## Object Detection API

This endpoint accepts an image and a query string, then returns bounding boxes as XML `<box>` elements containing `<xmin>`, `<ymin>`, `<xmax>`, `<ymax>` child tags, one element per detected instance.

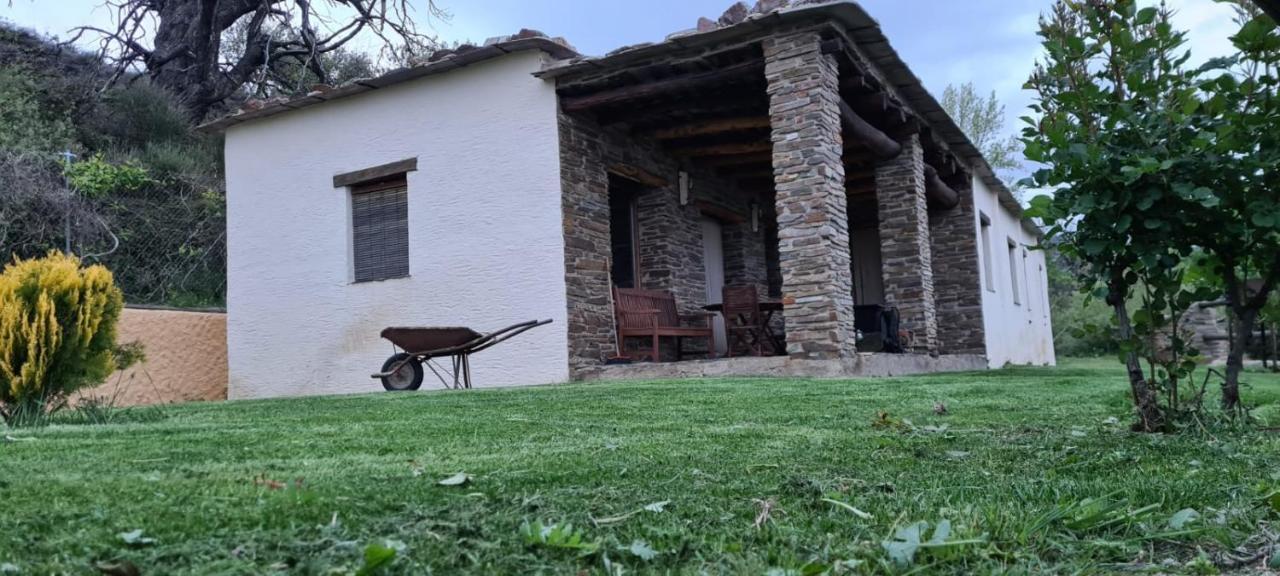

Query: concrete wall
<box><xmin>76</xmin><ymin>307</ymin><xmax>228</xmax><ymax>406</ymax></box>
<box><xmin>223</xmin><ymin>50</ymin><xmax>569</xmax><ymax>398</ymax></box>
<box><xmin>973</xmin><ymin>179</ymin><xmax>1056</xmax><ymax>367</ymax></box>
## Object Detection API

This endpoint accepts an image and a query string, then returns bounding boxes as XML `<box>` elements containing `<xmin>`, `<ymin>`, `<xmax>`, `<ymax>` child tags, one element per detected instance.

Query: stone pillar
<box><xmin>558</xmin><ymin>111</ymin><xmax>617</xmax><ymax>375</ymax></box>
<box><xmin>765</xmin><ymin>31</ymin><xmax>855</xmax><ymax>360</ymax></box>
<box><xmin>930</xmin><ymin>185</ymin><xmax>986</xmax><ymax>355</ymax></box>
<box><xmin>876</xmin><ymin>134</ymin><xmax>938</xmax><ymax>354</ymax></box>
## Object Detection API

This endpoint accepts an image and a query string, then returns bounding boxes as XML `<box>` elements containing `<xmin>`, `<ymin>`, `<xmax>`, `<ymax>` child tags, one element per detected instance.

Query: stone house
<box><xmin>202</xmin><ymin>0</ymin><xmax>1054</xmax><ymax>399</ymax></box>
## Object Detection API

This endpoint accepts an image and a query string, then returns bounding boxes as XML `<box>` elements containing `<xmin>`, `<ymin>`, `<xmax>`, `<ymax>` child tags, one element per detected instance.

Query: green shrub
<box><xmin>1052</xmin><ymin>290</ymin><xmax>1121</xmax><ymax>357</ymax></box>
<box><xmin>0</xmin><ymin>65</ymin><xmax>74</xmax><ymax>152</ymax></box>
<box><xmin>65</xmin><ymin>153</ymin><xmax>151</xmax><ymax>198</ymax></box>
<box><xmin>95</xmin><ymin>82</ymin><xmax>192</xmax><ymax>150</ymax></box>
<box><xmin>0</xmin><ymin>251</ymin><xmax>126</xmax><ymax>426</ymax></box>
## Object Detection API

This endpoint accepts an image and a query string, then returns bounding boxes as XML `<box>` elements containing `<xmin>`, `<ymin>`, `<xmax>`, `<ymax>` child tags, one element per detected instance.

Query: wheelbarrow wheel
<box><xmin>380</xmin><ymin>353</ymin><xmax>423</xmax><ymax>391</ymax></box>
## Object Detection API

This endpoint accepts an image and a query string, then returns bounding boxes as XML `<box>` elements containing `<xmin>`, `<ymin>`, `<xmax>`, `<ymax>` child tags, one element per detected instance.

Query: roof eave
<box><xmin>196</xmin><ymin>37</ymin><xmax>577</xmax><ymax>134</ymax></box>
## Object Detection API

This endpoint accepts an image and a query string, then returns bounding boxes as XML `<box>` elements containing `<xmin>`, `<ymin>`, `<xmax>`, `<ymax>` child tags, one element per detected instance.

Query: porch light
<box><xmin>679</xmin><ymin>171</ymin><xmax>691</xmax><ymax>206</ymax></box>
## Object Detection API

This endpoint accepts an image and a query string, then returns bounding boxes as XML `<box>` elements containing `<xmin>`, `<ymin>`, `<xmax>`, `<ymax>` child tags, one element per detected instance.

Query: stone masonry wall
<box><xmin>559</xmin><ymin>110</ymin><xmax>767</xmax><ymax>374</ymax></box>
<box><xmin>875</xmin><ymin>134</ymin><xmax>938</xmax><ymax>354</ymax></box>
<box><xmin>765</xmin><ymin>30</ymin><xmax>855</xmax><ymax>360</ymax></box>
<box><xmin>929</xmin><ymin>185</ymin><xmax>986</xmax><ymax>354</ymax></box>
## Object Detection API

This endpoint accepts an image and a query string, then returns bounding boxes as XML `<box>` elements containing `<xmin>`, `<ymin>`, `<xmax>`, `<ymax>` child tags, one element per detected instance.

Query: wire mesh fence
<box><xmin>0</xmin><ymin>151</ymin><xmax>226</xmax><ymax>308</ymax></box>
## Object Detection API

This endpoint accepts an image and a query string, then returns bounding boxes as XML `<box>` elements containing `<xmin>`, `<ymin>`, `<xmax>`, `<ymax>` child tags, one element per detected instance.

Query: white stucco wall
<box><xmin>973</xmin><ymin>179</ymin><xmax>1056</xmax><ymax>367</ymax></box>
<box><xmin>224</xmin><ymin>50</ymin><xmax>569</xmax><ymax>399</ymax></box>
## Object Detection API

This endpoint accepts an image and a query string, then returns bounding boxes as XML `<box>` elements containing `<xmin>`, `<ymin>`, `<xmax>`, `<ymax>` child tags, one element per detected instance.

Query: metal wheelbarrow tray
<box><xmin>371</xmin><ymin>319</ymin><xmax>552</xmax><ymax>390</ymax></box>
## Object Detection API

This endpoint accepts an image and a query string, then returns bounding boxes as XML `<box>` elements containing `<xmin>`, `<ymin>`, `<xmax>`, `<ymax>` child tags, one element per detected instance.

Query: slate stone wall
<box><xmin>875</xmin><ymin>134</ymin><xmax>938</xmax><ymax>354</ymax></box>
<box><xmin>764</xmin><ymin>30</ymin><xmax>855</xmax><ymax>360</ymax></box>
<box><xmin>929</xmin><ymin>184</ymin><xmax>986</xmax><ymax>354</ymax></box>
<box><xmin>558</xmin><ymin>110</ymin><xmax>768</xmax><ymax>374</ymax></box>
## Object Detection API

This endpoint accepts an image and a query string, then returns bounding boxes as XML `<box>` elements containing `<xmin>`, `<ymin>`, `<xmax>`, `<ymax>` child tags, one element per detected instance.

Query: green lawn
<box><xmin>2</xmin><ymin>360</ymin><xmax>1278</xmax><ymax>575</ymax></box>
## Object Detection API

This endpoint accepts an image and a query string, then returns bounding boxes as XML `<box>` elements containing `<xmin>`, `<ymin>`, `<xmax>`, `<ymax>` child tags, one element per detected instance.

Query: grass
<box><xmin>2</xmin><ymin>359</ymin><xmax>1278</xmax><ymax>574</ymax></box>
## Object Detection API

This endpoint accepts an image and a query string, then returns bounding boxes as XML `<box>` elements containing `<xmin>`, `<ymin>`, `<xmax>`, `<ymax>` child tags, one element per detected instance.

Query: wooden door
<box><xmin>700</xmin><ymin>217</ymin><xmax>728</xmax><ymax>355</ymax></box>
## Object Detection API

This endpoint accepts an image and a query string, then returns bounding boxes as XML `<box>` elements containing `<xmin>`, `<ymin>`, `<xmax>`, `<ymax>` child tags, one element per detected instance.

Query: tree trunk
<box><xmin>148</xmin><ymin>2</ymin><xmax>221</xmax><ymax>119</ymax></box>
<box><xmin>148</xmin><ymin>1</ymin><xmax>270</xmax><ymax>120</ymax></box>
<box><xmin>1222</xmin><ymin>306</ymin><xmax>1256</xmax><ymax>414</ymax></box>
<box><xmin>1110</xmin><ymin>280</ymin><xmax>1164</xmax><ymax>432</ymax></box>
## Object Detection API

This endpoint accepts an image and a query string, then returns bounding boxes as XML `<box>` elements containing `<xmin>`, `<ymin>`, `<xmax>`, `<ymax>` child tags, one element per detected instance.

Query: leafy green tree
<box><xmin>941</xmin><ymin>82</ymin><xmax>1023</xmax><ymax>180</ymax></box>
<box><xmin>1192</xmin><ymin>3</ymin><xmax>1280</xmax><ymax>412</ymax></box>
<box><xmin>1022</xmin><ymin>1</ymin><xmax>1215</xmax><ymax>431</ymax></box>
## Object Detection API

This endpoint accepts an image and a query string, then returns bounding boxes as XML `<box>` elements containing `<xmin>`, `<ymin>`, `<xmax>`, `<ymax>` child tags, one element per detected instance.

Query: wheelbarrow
<box><xmin>371</xmin><ymin>319</ymin><xmax>552</xmax><ymax>391</ymax></box>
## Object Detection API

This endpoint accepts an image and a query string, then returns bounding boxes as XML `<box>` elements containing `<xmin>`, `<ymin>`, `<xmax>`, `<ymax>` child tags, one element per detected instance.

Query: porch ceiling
<box><xmin>549</xmin><ymin>20</ymin><xmax>968</xmax><ymax>211</ymax></box>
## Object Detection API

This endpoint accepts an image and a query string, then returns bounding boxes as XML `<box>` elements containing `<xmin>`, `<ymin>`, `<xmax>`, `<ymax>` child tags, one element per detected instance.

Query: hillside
<box><xmin>0</xmin><ymin>21</ymin><xmax>226</xmax><ymax>307</ymax></box>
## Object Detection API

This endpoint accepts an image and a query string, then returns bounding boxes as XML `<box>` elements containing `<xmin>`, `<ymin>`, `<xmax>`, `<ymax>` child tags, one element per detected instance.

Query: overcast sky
<box><xmin>2</xmin><ymin>0</ymin><xmax>1243</xmax><ymax>147</ymax></box>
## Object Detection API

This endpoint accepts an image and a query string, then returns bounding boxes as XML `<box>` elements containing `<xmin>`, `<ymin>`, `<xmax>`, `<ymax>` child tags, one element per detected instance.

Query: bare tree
<box><xmin>68</xmin><ymin>0</ymin><xmax>446</xmax><ymax>120</ymax></box>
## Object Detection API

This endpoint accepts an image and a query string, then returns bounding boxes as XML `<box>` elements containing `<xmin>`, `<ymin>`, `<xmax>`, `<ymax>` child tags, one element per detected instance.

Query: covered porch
<box><xmin>549</xmin><ymin>5</ymin><xmax>987</xmax><ymax>378</ymax></box>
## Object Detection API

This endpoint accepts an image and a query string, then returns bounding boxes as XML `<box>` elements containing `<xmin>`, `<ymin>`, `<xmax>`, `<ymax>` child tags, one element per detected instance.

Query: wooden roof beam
<box><xmin>560</xmin><ymin>60</ymin><xmax>764</xmax><ymax>113</ymax></box>
<box><xmin>924</xmin><ymin>164</ymin><xmax>959</xmax><ymax>209</ymax></box>
<box><xmin>648</xmin><ymin>116</ymin><xmax>771</xmax><ymax>140</ymax></box>
<box><xmin>696</xmin><ymin>152</ymin><xmax>772</xmax><ymax>168</ymax></box>
<box><xmin>840</xmin><ymin>99</ymin><xmax>901</xmax><ymax>161</ymax></box>
<box><xmin>669</xmin><ymin>141</ymin><xmax>772</xmax><ymax>158</ymax></box>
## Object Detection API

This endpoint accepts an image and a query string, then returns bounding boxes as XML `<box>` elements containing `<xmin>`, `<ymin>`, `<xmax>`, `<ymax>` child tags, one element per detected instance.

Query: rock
<box><xmin>718</xmin><ymin>1</ymin><xmax>750</xmax><ymax>25</ymax></box>
<box><xmin>696</xmin><ymin>16</ymin><xmax>718</xmax><ymax>32</ymax></box>
<box><xmin>666</xmin><ymin>27</ymin><xmax>700</xmax><ymax>41</ymax></box>
<box><xmin>513</xmin><ymin>28</ymin><xmax>547</xmax><ymax>40</ymax></box>
<box><xmin>751</xmin><ymin>0</ymin><xmax>788</xmax><ymax>14</ymax></box>
<box><xmin>606</xmin><ymin>42</ymin><xmax>654</xmax><ymax>57</ymax></box>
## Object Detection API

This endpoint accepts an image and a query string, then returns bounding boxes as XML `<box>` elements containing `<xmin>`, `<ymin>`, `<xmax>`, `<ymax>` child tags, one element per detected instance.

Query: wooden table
<box><xmin>702</xmin><ymin>301</ymin><xmax>785</xmax><ymax>355</ymax></box>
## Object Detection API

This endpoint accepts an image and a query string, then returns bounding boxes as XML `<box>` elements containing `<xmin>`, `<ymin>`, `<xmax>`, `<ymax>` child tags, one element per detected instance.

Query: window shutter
<box><xmin>351</xmin><ymin>177</ymin><xmax>409</xmax><ymax>282</ymax></box>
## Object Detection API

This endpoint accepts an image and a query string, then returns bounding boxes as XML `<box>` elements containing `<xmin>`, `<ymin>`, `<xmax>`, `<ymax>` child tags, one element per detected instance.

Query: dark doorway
<box><xmin>608</xmin><ymin>175</ymin><xmax>642</xmax><ymax>288</ymax></box>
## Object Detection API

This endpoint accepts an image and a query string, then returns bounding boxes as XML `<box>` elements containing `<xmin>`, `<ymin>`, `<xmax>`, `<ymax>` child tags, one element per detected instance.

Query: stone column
<box><xmin>930</xmin><ymin>185</ymin><xmax>986</xmax><ymax>355</ymax></box>
<box><xmin>765</xmin><ymin>31</ymin><xmax>855</xmax><ymax>360</ymax></box>
<box><xmin>558</xmin><ymin>111</ymin><xmax>617</xmax><ymax>375</ymax></box>
<box><xmin>875</xmin><ymin>134</ymin><xmax>938</xmax><ymax>354</ymax></box>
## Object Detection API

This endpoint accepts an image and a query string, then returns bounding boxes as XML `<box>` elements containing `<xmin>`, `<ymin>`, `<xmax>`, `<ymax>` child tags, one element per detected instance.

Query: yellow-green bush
<box><xmin>0</xmin><ymin>252</ymin><xmax>123</xmax><ymax>425</ymax></box>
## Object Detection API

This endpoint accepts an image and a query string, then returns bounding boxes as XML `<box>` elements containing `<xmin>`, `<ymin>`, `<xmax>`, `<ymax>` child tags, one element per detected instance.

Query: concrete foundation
<box><xmin>579</xmin><ymin>353</ymin><xmax>988</xmax><ymax>382</ymax></box>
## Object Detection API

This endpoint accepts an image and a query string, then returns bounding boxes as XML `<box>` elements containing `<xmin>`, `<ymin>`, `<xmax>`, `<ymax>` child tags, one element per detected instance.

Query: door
<box><xmin>701</xmin><ymin>217</ymin><xmax>728</xmax><ymax>355</ymax></box>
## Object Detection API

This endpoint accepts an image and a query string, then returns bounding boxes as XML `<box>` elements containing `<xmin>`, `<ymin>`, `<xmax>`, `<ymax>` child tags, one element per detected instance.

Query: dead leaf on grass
<box><xmin>592</xmin><ymin>500</ymin><xmax>671</xmax><ymax>526</ymax></box>
<box><xmin>752</xmin><ymin>498</ymin><xmax>782</xmax><ymax>530</ymax></box>
<box><xmin>117</xmin><ymin>529</ymin><xmax>156</xmax><ymax>547</ymax></box>
<box><xmin>821</xmin><ymin>498</ymin><xmax>874</xmax><ymax>519</ymax></box>
<box><xmin>438</xmin><ymin>472</ymin><xmax>471</xmax><ymax>487</ymax></box>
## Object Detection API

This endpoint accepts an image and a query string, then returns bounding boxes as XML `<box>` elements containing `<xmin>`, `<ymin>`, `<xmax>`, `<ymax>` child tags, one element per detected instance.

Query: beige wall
<box><xmin>76</xmin><ymin>307</ymin><xmax>228</xmax><ymax>406</ymax></box>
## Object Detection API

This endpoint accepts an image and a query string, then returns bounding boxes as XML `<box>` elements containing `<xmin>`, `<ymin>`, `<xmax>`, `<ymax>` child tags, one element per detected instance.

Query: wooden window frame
<box><xmin>979</xmin><ymin>212</ymin><xmax>996</xmax><ymax>293</ymax></box>
<box><xmin>1008</xmin><ymin>238</ymin><xmax>1021</xmax><ymax>306</ymax></box>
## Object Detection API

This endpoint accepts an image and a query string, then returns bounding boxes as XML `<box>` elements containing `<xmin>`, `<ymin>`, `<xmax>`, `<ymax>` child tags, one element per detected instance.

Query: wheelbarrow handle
<box><xmin>469</xmin><ymin>319</ymin><xmax>553</xmax><ymax>354</ymax></box>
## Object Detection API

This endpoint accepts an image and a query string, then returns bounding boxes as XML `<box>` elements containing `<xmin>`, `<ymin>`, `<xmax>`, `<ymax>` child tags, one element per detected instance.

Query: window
<box><xmin>1023</xmin><ymin>249</ymin><xmax>1032</xmax><ymax>311</ymax></box>
<box><xmin>351</xmin><ymin>175</ymin><xmax>409</xmax><ymax>283</ymax></box>
<box><xmin>979</xmin><ymin>212</ymin><xmax>995</xmax><ymax>292</ymax></box>
<box><xmin>609</xmin><ymin>175</ymin><xmax>641</xmax><ymax>288</ymax></box>
<box><xmin>1008</xmin><ymin>238</ymin><xmax>1021</xmax><ymax>305</ymax></box>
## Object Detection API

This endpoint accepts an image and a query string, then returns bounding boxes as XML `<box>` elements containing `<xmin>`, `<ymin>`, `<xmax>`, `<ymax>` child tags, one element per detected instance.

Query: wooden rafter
<box><xmin>648</xmin><ymin>116</ymin><xmax>771</xmax><ymax>140</ymax></box>
<box><xmin>560</xmin><ymin>60</ymin><xmax>764</xmax><ymax>113</ymax></box>
<box><xmin>669</xmin><ymin>141</ymin><xmax>772</xmax><ymax>158</ymax></box>
<box><xmin>839</xmin><ymin>99</ymin><xmax>901</xmax><ymax>161</ymax></box>
<box><xmin>697</xmin><ymin>152</ymin><xmax>772</xmax><ymax>168</ymax></box>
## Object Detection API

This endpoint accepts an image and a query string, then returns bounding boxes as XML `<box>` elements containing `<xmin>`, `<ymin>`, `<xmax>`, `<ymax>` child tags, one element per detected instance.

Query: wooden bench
<box><xmin>612</xmin><ymin>287</ymin><xmax>716</xmax><ymax>362</ymax></box>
